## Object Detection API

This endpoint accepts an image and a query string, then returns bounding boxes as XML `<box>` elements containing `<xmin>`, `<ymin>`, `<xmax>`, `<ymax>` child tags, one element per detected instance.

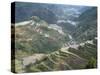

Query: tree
<box><xmin>85</xmin><ymin>57</ymin><xmax>97</xmax><ymax>68</ymax></box>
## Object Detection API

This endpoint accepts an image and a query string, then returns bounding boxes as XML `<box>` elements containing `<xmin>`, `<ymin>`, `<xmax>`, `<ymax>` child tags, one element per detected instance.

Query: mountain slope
<box><xmin>72</xmin><ymin>7</ymin><xmax>97</xmax><ymax>42</ymax></box>
<box><xmin>11</xmin><ymin>3</ymin><xmax>97</xmax><ymax>73</ymax></box>
<box><xmin>15</xmin><ymin>16</ymin><xmax>70</xmax><ymax>54</ymax></box>
<box><xmin>22</xmin><ymin>39</ymin><xmax>97</xmax><ymax>73</ymax></box>
<box><xmin>15</xmin><ymin>2</ymin><xmax>57</xmax><ymax>23</ymax></box>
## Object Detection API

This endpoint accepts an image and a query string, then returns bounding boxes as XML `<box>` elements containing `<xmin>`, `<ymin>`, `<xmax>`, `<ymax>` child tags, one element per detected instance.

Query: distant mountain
<box><xmin>14</xmin><ymin>2</ymin><xmax>91</xmax><ymax>24</ymax></box>
<box><xmin>15</xmin><ymin>2</ymin><xmax>57</xmax><ymax>23</ymax></box>
<box><xmin>72</xmin><ymin>7</ymin><xmax>97</xmax><ymax>42</ymax></box>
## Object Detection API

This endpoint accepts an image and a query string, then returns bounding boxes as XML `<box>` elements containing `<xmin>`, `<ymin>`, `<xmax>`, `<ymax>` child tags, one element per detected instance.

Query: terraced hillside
<box><xmin>11</xmin><ymin>3</ymin><xmax>97</xmax><ymax>73</ymax></box>
<box><xmin>15</xmin><ymin>16</ymin><xmax>69</xmax><ymax>54</ymax></box>
<box><xmin>13</xmin><ymin>38</ymin><xmax>97</xmax><ymax>73</ymax></box>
